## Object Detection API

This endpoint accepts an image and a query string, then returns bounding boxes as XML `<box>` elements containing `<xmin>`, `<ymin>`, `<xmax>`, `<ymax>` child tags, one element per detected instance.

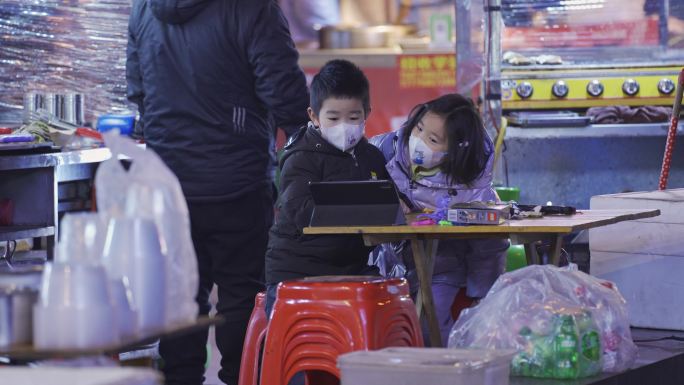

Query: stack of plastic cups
<box><xmin>33</xmin><ymin>213</ymin><xmax>120</xmax><ymax>349</ymax></box>
<box><xmin>102</xmin><ymin>183</ymin><xmax>167</xmax><ymax>335</ymax></box>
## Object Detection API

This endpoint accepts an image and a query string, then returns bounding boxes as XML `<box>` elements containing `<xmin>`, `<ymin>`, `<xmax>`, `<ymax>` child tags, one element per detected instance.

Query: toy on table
<box><xmin>410</xmin><ymin>196</ymin><xmax>453</xmax><ymax>226</ymax></box>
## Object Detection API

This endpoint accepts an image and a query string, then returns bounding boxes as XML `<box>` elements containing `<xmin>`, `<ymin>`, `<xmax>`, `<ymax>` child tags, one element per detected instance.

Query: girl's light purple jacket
<box><xmin>369</xmin><ymin>127</ymin><xmax>508</xmax><ymax>296</ymax></box>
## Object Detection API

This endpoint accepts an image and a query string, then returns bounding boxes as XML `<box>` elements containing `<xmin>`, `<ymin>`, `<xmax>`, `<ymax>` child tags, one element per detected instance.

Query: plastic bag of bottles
<box><xmin>448</xmin><ymin>264</ymin><xmax>637</xmax><ymax>379</ymax></box>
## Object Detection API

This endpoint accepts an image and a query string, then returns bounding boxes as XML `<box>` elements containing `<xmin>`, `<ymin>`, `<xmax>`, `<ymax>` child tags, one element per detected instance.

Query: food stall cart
<box><xmin>295</xmin><ymin>0</ymin><xmax>683</xmax><ymax>210</ymax></box>
<box><xmin>490</xmin><ymin>1</ymin><xmax>684</xmax><ymax>209</ymax></box>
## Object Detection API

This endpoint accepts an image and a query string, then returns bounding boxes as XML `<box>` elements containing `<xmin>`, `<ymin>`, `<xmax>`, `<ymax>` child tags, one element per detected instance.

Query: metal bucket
<box><xmin>0</xmin><ymin>287</ymin><xmax>39</xmax><ymax>348</ymax></box>
<box><xmin>0</xmin><ymin>265</ymin><xmax>43</xmax><ymax>348</ymax></box>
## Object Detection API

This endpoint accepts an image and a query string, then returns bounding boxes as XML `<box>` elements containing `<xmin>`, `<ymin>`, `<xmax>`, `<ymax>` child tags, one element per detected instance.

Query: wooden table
<box><xmin>0</xmin><ymin>316</ymin><xmax>223</xmax><ymax>361</ymax></box>
<box><xmin>304</xmin><ymin>209</ymin><xmax>660</xmax><ymax>348</ymax></box>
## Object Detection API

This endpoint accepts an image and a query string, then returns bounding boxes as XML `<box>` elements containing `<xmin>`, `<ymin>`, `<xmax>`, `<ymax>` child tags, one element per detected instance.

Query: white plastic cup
<box><xmin>109</xmin><ymin>277</ymin><xmax>139</xmax><ymax>340</ymax></box>
<box><xmin>39</xmin><ymin>262</ymin><xmax>112</xmax><ymax>309</ymax></box>
<box><xmin>34</xmin><ymin>262</ymin><xmax>119</xmax><ymax>349</ymax></box>
<box><xmin>58</xmin><ymin>212</ymin><xmax>106</xmax><ymax>264</ymax></box>
<box><xmin>33</xmin><ymin>305</ymin><xmax>118</xmax><ymax>349</ymax></box>
<box><xmin>102</xmin><ymin>217</ymin><xmax>166</xmax><ymax>334</ymax></box>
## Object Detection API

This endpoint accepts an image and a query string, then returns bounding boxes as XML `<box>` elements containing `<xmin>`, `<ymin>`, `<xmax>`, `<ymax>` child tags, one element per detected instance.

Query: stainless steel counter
<box><xmin>505</xmin><ymin>122</ymin><xmax>684</xmax><ymax>139</ymax></box>
<box><xmin>0</xmin><ymin>148</ymin><xmax>110</xmax><ymax>258</ymax></box>
<box><xmin>0</xmin><ymin>148</ymin><xmax>110</xmax><ymax>172</ymax></box>
<box><xmin>500</xmin><ymin>122</ymin><xmax>684</xmax><ymax>209</ymax></box>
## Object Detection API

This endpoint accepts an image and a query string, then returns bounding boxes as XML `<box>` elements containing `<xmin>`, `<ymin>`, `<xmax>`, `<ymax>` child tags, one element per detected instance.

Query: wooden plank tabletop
<box><xmin>303</xmin><ymin>209</ymin><xmax>660</xmax><ymax>235</ymax></box>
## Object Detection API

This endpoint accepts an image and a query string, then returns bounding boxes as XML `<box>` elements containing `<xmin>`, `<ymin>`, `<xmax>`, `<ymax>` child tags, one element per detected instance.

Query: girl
<box><xmin>370</xmin><ymin>93</ymin><xmax>509</xmax><ymax>346</ymax></box>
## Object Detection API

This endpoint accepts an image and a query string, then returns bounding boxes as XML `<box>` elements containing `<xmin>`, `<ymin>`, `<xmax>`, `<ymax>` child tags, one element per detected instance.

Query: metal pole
<box><xmin>659</xmin><ymin>0</ymin><xmax>670</xmax><ymax>49</ymax></box>
<box><xmin>483</xmin><ymin>0</ymin><xmax>502</xmax><ymax>140</ymax></box>
<box><xmin>455</xmin><ymin>0</ymin><xmax>471</xmax><ymax>97</ymax></box>
<box><xmin>658</xmin><ymin>68</ymin><xmax>684</xmax><ymax>190</ymax></box>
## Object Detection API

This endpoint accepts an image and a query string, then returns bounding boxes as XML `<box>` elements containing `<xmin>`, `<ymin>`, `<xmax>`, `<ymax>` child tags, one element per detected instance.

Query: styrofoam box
<box><xmin>590</xmin><ymin>188</ymin><xmax>684</xmax><ymax>330</ymax></box>
<box><xmin>338</xmin><ymin>347</ymin><xmax>515</xmax><ymax>385</ymax></box>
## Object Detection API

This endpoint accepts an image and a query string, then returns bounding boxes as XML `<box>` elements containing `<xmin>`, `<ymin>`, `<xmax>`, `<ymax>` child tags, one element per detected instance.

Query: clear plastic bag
<box><xmin>369</xmin><ymin>241</ymin><xmax>409</xmax><ymax>279</ymax></box>
<box><xmin>95</xmin><ymin>132</ymin><xmax>199</xmax><ymax>326</ymax></box>
<box><xmin>448</xmin><ymin>264</ymin><xmax>637</xmax><ymax>379</ymax></box>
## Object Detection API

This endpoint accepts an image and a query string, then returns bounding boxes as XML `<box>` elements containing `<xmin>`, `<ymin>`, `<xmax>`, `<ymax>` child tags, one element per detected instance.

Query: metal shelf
<box><xmin>0</xmin><ymin>225</ymin><xmax>55</xmax><ymax>242</ymax></box>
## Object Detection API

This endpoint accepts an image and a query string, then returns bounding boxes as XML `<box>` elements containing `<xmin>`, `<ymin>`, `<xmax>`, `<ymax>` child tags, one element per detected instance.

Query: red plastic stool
<box><xmin>260</xmin><ymin>276</ymin><xmax>423</xmax><ymax>385</ymax></box>
<box><xmin>238</xmin><ymin>292</ymin><xmax>268</xmax><ymax>385</ymax></box>
<box><xmin>450</xmin><ymin>289</ymin><xmax>475</xmax><ymax>321</ymax></box>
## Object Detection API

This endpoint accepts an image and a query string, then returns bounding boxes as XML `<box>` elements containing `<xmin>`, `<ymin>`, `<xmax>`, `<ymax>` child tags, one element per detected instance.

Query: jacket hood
<box><xmin>149</xmin><ymin>0</ymin><xmax>213</xmax><ymax>24</ymax></box>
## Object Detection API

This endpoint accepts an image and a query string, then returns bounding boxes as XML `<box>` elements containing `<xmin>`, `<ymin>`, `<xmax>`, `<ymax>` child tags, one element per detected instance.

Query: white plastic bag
<box><xmin>448</xmin><ymin>264</ymin><xmax>637</xmax><ymax>378</ymax></box>
<box><xmin>95</xmin><ymin>132</ymin><xmax>198</xmax><ymax>326</ymax></box>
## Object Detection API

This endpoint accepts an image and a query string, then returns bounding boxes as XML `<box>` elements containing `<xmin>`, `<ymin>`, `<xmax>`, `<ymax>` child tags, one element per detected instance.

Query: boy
<box><xmin>265</xmin><ymin>59</ymin><xmax>389</xmax><ymax>313</ymax></box>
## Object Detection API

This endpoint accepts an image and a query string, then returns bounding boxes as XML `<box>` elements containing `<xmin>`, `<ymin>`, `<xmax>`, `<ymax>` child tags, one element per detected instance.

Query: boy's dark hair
<box><xmin>401</xmin><ymin>93</ymin><xmax>491</xmax><ymax>185</ymax></box>
<box><xmin>310</xmin><ymin>59</ymin><xmax>371</xmax><ymax>116</ymax></box>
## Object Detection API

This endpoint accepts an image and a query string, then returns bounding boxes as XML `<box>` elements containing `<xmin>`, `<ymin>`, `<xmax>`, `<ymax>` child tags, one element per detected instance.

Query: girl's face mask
<box><xmin>409</xmin><ymin>111</ymin><xmax>448</xmax><ymax>168</ymax></box>
<box><xmin>408</xmin><ymin>134</ymin><xmax>447</xmax><ymax>169</ymax></box>
<box><xmin>320</xmin><ymin>121</ymin><xmax>365</xmax><ymax>152</ymax></box>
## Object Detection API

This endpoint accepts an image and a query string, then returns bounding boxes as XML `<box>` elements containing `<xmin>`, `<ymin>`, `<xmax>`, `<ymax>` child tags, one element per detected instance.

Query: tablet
<box><xmin>308</xmin><ymin>180</ymin><xmax>406</xmax><ymax>227</ymax></box>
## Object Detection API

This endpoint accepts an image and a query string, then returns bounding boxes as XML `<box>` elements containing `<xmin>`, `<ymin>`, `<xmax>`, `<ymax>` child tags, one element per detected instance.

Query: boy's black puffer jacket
<box><xmin>266</xmin><ymin>125</ymin><xmax>389</xmax><ymax>284</ymax></box>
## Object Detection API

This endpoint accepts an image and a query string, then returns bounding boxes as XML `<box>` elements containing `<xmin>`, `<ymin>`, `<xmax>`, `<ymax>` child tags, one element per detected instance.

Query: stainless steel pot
<box><xmin>0</xmin><ymin>287</ymin><xmax>38</xmax><ymax>348</ymax></box>
<box><xmin>23</xmin><ymin>92</ymin><xmax>85</xmax><ymax>126</ymax></box>
<box><xmin>0</xmin><ymin>265</ymin><xmax>42</xmax><ymax>348</ymax></box>
<box><xmin>318</xmin><ymin>24</ymin><xmax>417</xmax><ymax>49</ymax></box>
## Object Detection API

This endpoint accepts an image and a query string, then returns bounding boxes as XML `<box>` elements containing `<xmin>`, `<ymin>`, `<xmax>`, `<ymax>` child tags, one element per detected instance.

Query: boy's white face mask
<box><xmin>320</xmin><ymin>121</ymin><xmax>365</xmax><ymax>152</ymax></box>
<box><xmin>409</xmin><ymin>135</ymin><xmax>447</xmax><ymax>169</ymax></box>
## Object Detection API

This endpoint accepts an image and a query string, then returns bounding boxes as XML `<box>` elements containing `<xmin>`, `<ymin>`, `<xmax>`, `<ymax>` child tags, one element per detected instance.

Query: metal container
<box><xmin>0</xmin><ymin>265</ymin><xmax>42</xmax><ymax>348</ymax></box>
<box><xmin>318</xmin><ymin>24</ymin><xmax>417</xmax><ymax>49</ymax></box>
<box><xmin>63</xmin><ymin>93</ymin><xmax>86</xmax><ymax>126</ymax></box>
<box><xmin>0</xmin><ymin>287</ymin><xmax>38</xmax><ymax>348</ymax></box>
<box><xmin>23</xmin><ymin>92</ymin><xmax>85</xmax><ymax>126</ymax></box>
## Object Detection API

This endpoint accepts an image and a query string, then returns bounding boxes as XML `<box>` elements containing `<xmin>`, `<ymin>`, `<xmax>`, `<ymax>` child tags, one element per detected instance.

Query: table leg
<box><xmin>414</xmin><ymin>239</ymin><xmax>437</xmax><ymax>318</ymax></box>
<box><xmin>410</xmin><ymin>236</ymin><xmax>442</xmax><ymax>347</ymax></box>
<box><xmin>549</xmin><ymin>234</ymin><xmax>564</xmax><ymax>266</ymax></box>
<box><xmin>524</xmin><ymin>242</ymin><xmax>541</xmax><ymax>265</ymax></box>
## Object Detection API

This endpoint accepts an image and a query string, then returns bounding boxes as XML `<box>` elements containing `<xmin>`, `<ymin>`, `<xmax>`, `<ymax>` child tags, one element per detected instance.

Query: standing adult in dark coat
<box><xmin>126</xmin><ymin>0</ymin><xmax>309</xmax><ymax>384</ymax></box>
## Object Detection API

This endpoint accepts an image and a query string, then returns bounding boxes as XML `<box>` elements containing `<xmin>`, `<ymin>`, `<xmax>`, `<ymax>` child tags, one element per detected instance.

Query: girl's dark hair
<box><xmin>310</xmin><ymin>59</ymin><xmax>371</xmax><ymax>116</ymax></box>
<box><xmin>401</xmin><ymin>93</ymin><xmax>491</xmax><ymax>185</ymax></box>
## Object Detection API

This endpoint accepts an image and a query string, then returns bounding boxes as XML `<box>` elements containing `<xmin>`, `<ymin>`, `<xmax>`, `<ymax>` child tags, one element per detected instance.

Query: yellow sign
<box><xmin>398</xmin><ymin>54</ymin><xmax>456</xmax><ymax>89</ymax></box>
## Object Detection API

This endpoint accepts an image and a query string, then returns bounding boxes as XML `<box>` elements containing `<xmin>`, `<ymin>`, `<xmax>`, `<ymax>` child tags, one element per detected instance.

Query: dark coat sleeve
<box><xmin>278</xmin><ymin>151</ymin><xmax>321</xmax><ymax>231</ymax></box>
<box><xmin>125</xmin><ymin>3</ymin><xmax>145</xmax><ymax>131</ymax></box>
<box><xmin>247</xmin><ymin>2</ymin><xmax>310</xmax><ymax>137</ymax></box>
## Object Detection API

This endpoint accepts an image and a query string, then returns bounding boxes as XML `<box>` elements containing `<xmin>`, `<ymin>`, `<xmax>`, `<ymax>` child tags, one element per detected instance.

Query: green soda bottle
<box><xmin>578</xmin><ymin>311</ymin><xmax>602</xmax><ymax>376</ymax></box>
<box><xmin>534</xmin><ymin>334</ymin><xmax>556</xmax><ymax>378</ymax></box>
<box><xmin>554</xmin><ymin>314</ymin><xmax>579</xmax><ymax>379</ymax></box>
<box><xmin>512</xmin><ymin>352</ymin><xmax>531</xmax><ymax>377</ymax></box>
<box><xmin>513</xmin><ymin>327</ymin><xmax>534</xmax><ymax>377</ymax></box>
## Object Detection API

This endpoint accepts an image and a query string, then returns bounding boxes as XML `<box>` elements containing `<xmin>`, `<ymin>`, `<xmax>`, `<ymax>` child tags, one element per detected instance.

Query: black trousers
<box><xmin>159</xmin><ymin>188</ymin><xmax>273</xmax><ymax>385</ymax></box>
